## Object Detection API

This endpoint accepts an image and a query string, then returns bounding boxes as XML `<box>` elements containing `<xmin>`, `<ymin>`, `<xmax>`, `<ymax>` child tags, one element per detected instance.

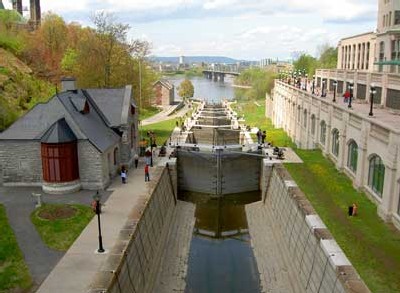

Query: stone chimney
<box><xmin>61</xmin><ymin>77</ymin><xmax>77</xmax><ymax>92</ymax></box>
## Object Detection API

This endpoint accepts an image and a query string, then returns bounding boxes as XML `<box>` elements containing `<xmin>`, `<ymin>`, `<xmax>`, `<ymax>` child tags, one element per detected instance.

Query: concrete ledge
<box><xmin>42</xmin><ymin>180</ymin><xmax>81</xmax><ymax>195</ymax></box>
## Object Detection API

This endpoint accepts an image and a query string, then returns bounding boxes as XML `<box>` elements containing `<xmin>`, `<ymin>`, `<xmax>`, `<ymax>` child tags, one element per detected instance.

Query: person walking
<box><xmin>145</xmin><ymin>164</ymin><xmax>150</xmax><ymax>182</ymax></box>
<box><xmin>121</xmin><ymin>169</ymin><xmax>127</xmax><ymax>184</ymax></box>
<box><xmin>134</xmin><ymin>153</ymin><xmax>139</xmax><ymax>169</ymax></box>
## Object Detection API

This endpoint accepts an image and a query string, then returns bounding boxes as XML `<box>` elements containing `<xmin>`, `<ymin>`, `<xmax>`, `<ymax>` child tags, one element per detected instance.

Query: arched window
<box><xmin>311</xmin><ymin>115</ymin><xmax>316</xmax><ymax>135</ymax></box>
<box><xmin>114</xmin><ymin>148</ymin><xmax>119</xmax><ymax>165</ymax></box>
<box><xmin>320</xmin><ymin>121</ymin><xmax>326</xmax><ymax>145</ymax></box>
<box><xmin>347</xmin><ymin>140</ymin><xmax>358</xmax><ymax>173</ymax></box>
<box><xmin>303</xmin><ymin>109</ymin><xmax>307</xmax><ymax>127</ymax></box>
<box><xmin>332</xmin><ymin>129</ymin><xmax>340</xmax><ymax>157</ymax></box>
<box><xmin>368</xmin><ymin>155</ymin><xmax>385</xmax><ymax>197</ymax></box>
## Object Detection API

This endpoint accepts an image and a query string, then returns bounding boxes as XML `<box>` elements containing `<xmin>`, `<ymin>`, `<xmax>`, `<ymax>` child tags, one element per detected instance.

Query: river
<box><xmin>166</xmin><ymin>75</ymin><xmax>238</xmax><ymax>102</ymax></box>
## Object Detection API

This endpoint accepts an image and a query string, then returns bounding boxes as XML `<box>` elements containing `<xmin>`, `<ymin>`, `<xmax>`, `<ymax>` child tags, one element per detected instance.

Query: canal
<box><xmin>181</xmin><ymin>192</ymin><xmax>261</xmax><ymax>293</ymax></box>
<box><xmin>164</xmin><ymin>75</ymin><xmax>260</xmax><ymax>292</ymax></box>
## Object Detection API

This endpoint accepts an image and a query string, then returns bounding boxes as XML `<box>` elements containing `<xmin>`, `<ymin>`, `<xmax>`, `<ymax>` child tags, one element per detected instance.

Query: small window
<box><xmin>395</xmin><ymin>11</ymin><xmax>400</xmax><ymax>25</ymax></box>
<box><xmin>320</xmin><ymin>121</ymin><xmax>326</xmax><ymax>145</ymax></box>
<box><xmin>332</xmin><ymin>129</ymin><xmax>340</xmax><ymax>157</ymax></box>
<box><xmin>347</xmin><ymin>140</ymin><xmax>358</xmax><ymax>173</ymax></box>
<box><xmin>368</xmin><ymin>155</ymin><xmax>385</xmax><ymax>197</ymax></box>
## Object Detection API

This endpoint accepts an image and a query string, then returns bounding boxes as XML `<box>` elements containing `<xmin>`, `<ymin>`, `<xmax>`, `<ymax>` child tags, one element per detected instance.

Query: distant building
<box><xmin>153</xmin><ymin>80</ymin><xmax>175</xmax><ymax>106</ymax></box>
<box><xmin>0</xmin><ymin>78</ymin><xmax>139</xmax><ymax>194</ymax></box>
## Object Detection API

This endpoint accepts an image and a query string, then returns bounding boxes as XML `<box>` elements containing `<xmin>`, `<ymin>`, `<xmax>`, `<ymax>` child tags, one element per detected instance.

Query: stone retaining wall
<box><xmin>248</xmin><ymin>162</ymin><xmax>370</xmax><ymax>293</ymax></box>
<box><xmin>87</xmin><ymin>164</ymin><xmax>178</xmax><ymax>293</ymax></box>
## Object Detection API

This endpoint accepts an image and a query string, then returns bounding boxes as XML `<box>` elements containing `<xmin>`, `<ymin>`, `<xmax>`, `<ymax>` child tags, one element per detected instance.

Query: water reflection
<box><xmin>183</xmin><ymin>192</ymin><xmax>261</xmax><ymax>293</ymax></box>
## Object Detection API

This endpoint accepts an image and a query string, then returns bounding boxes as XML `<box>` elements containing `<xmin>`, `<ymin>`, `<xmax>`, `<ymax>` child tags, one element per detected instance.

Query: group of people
<box><xmin>256</xmin><ymin>129</ymin><xmax>267</xmax><ymax>146</ymax></box>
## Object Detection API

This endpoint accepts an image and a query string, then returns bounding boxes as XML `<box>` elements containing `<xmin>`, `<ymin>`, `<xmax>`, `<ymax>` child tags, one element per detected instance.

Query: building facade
<box><xmin>267</xmin><ymin>80</ymin><xmax>400</xmax><ymax>231</ymax></box>
<box><xmin>153</xmin><ymin>80</ymin><xmax>175</xmax><ymax>106</ymax></box>
<box><xmin>0</xmin><ymin>78</ymin><xmax>139</xmax><ymax>194</ymax></box>
<box><xmin>337</xmin><ymin>0</ymin><xmax>400</xmax><ymax>74</ymax></box>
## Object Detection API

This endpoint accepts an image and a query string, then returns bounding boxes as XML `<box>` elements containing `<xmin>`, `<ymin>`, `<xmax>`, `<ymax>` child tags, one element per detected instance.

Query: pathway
<box><xmin>0</xmin><ymin>187</ymin><xmax>112</xmax><ymax>291</ymax></box>
<box><xmin>142</xmin><ymin>103</ymin><xmax>189</xmax><ymax>126</ymax></box>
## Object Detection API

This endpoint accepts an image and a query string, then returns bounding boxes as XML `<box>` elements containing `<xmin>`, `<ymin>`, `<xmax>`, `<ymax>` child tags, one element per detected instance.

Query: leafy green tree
<box><xmin>293</xmin><ymin>54</ymin><xmax>319</xmax><ymax>76</ymax></box>
<box><xmin>235</xmin><ymin>68</ymin><xmax>276</xmax><ymax>101</ymax></box>
<box><xmin>178</xmin><ymin>79</ymin><xmax>194</xmax><ymax>100</ymax></box>
<box><xmin>318</xmin><ymin>44</ymin><xmax>338</xmax><ymax>69</ymax></box>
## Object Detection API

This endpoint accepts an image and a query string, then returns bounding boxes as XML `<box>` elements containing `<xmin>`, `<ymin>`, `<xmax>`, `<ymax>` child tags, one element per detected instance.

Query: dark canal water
<box><xmin>181</xmin><ymin>192</ymin><xmax>261</xmax><ymax>293</ymax></box>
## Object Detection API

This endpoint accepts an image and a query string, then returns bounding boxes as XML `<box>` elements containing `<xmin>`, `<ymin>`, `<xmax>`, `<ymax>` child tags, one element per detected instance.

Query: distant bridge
<box><xmin>202</xmin><ymin>70</ymin><xmax>240</xmax><ymax>82</ymax></box>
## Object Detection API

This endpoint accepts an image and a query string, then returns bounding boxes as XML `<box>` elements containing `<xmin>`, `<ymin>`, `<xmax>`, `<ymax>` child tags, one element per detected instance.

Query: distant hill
<box><xmin>151</xmin><ymin>56</ymin><xmax>243</xmax><ymax>64</ymax></box>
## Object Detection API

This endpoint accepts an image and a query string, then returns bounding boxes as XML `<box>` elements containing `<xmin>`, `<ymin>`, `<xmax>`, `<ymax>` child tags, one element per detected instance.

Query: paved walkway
<box><xmin>310</xmin><ymin>86</ymin><xmax>400</xmax><ymax>132</ymax></box>
<box><xmin>36</xmin><ymin>157</ymin><xmax>162</xmax><ymax>293</ymax></box>
<box><xmin>0</xmin><ymin>187</ymin><xmax>112</xmax><ymax>291</ymax></box>
<box><xmin>142</xmin><ymin>103</ymin><xmax>189</xmax><ymax>126</ymax></box>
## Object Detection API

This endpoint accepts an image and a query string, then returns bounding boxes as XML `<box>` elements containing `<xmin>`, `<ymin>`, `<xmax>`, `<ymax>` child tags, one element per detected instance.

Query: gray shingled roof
<box><xmin>86</xmin><ymin>88</ymin><xmax>126</xmax><ymax>127</ymax></box>
<box><xmin>0</xmin><ymin>90</ymin><xmax>121</xmax><ymax>153</ymax></box>
<box><xmin>57</xmin><ymin>91</ymin><xmax>120</xmax><ymax>152</ymax></box>
<box><xmin>41</xmin><ymin>118</ymin><xmax>77</xmax><ymax>143</ymax></box>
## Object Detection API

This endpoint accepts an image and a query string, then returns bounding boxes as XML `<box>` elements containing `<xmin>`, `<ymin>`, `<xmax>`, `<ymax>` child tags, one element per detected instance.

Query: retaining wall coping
<box><xmin>284</xmin><ymin>180</ymin><xmax>297</xmax><ymax>188</ymax></box>
<box><xmin>313</xmin><ymin>228</ymin><xmax>333</xmax><ymax>240</ymax></box>
<box><xmin>337</xmin><ymin>266</ymin><xmax>372</xmax><ymax>293</ymax></box>
<box><xmin>321</xmin><ymin>239</ymin><xmax>352</xmax><ymax>267</ymax></box>
<box><xmin>305</xmin><ymin>214</ymin><xmax>327</xmax><ymax>230</ymax></box>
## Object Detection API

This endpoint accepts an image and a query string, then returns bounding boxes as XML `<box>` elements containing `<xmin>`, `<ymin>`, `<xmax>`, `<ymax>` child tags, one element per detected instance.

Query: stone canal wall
<box><xmin>88</xmin><ymin>163</ymin><xmax>180</xmax><ymax>293</ymax></box>
<box><xmin>247</xmin><ymin>162</ymin><xmax>370</xmax><ymax>293</ymax></box>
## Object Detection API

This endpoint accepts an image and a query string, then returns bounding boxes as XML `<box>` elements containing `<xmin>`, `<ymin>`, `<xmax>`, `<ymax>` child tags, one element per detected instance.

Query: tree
<box><xmin>178</xmin><ymin>79</ymin><xmax>194</xmax><ymax>100</ymax></box>
<box><xmin>318</xmin><ymin>44</ymin><xmax>338</xmax><ymax>69</ymax></box>
<box><xmin>293</xmin><ymin>54</ymin><xmax>319</xmax><ymax>76</ymax></box>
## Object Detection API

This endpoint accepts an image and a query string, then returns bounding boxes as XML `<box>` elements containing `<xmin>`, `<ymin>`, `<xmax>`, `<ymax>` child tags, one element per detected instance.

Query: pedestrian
<box><xmin>256</xmin><ymin>129</ymin><xmax>262</xmax><ymax>145</ymax></box>
<box><xmin>343</xmin><ymin>90</ymin><xmax>350</xmax><ymax>103</ymax></box>
<box><xmin>261</xmin><ymin>131</ymin><xmax>266</xmax><ymax>146</ymax></box>
<box><xmin>121</xmin><ymin>169</ymin><xmax>127</xmax><ymax>184</ymax></box>
<box><xmin>134</xmin><ymin>153</ymin><xmax>139</xmax><ymax>169</ymax></box>
<box><xmin>145</xmin><ymin>164</ymin><xmax>150</xmax><ymax>182</ymax></box>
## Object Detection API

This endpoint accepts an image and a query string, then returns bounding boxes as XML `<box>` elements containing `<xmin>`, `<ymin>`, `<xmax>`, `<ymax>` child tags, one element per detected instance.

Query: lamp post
<box><xmin>321</xmin><ymin>79</ymin><xmax>326</xmax><ymax>97</ymax></box>
<box><xmin>332</xmin><ymin>80</ymin><xmax>337</xmax><ymax>102</ymax></box>
<box><xmin>93</xmin><ymin>191</ymin><xmax>105</xmax><ymax>253</ymax></box>
<box><xmin>312</xmin><ymin>75</ymin><xmax>315</xmax><ymax>95</ymax></box>
<box><xmin>369</xmin><ymin>83</ymin><xmax>376</xmax><ymax>116</ymax></box>
<box><xmin>348</xmin><ymin>81</ymin><xmax>354</xmax><ymax>108</ymax></box>
<box><xmin>150</xmin><ymin>136</ymin><xmax>154</xmax><ymax>167</ymax></box>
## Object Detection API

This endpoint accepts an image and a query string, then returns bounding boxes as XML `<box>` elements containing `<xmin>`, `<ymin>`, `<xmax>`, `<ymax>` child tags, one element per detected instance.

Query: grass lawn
<box><xmin>139</xmin><ymin>106</ymin><xmax>161</xmax><ymax>120</ymax></box>
<box><xmin>240</xmin><ymin>100</ymin><xmax>400</xmax><ymax>292</ymax></box>
<box><xmin>0</xmin><ymin>205</ymin><xmax>32</xmax><ymax>292</ymax></box>
<box><xmin>141</xmin><ymin>119</ymin><xmax>176</xmax><ymax>146</ymax></box>
<box><xmin>31</xmin><ymin>204</ymin><xmax>94</xmax><ymax>251</ymax></box>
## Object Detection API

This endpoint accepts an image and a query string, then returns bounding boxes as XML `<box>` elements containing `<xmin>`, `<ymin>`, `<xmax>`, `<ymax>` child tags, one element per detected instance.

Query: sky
<box><xmin>3</xmin><ymin>0</ymin><xmax>378</xmax><ymax>60</ymax></box>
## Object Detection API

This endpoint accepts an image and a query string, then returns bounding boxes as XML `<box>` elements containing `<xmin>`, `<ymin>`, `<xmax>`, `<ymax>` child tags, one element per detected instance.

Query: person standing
<box><xmin>145</xmin><ymin>164</ymin><xmax>150</xmax><ymax>182</ymax></box>
<box><xmin>261</xmin><ymin>131</ymin><xmax>266</xmax><ymax>146</ymax></box>
<box><xmin>134</xmin><ymin>153</ymin><xmax>139</xmax><ymax>169</ymax></box>
<box><xmin>257</xmin><ymin>129</ymin><xmax>262</xmax><ymax>145</ymax></box>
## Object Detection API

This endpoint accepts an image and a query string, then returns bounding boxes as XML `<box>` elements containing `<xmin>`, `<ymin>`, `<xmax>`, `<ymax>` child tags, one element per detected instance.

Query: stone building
<box><xmin>0</xmin><ymin>78</ymin><xmax>139</xmax><ymax>194</ymax></box>
<box><xmin>267</xmin><ymin>81</ymin><xmax>400</xmax><ymax>231</ymax></box>
<box><xmin>317</xmin><ymin>0</ymin><xmax>400</xmax><ymax>112</ymax></box>
<box><xmin>153</xmin><ymin>80</ymin><xmax>175</xmax><ymax>106</ymax></box>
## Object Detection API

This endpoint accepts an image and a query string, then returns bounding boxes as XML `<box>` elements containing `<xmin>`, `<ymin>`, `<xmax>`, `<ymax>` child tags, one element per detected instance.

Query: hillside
<box><xmin>0</xmin><ymin>48</ymin><xmax>55</xmax><ymax>131</ymax></box>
